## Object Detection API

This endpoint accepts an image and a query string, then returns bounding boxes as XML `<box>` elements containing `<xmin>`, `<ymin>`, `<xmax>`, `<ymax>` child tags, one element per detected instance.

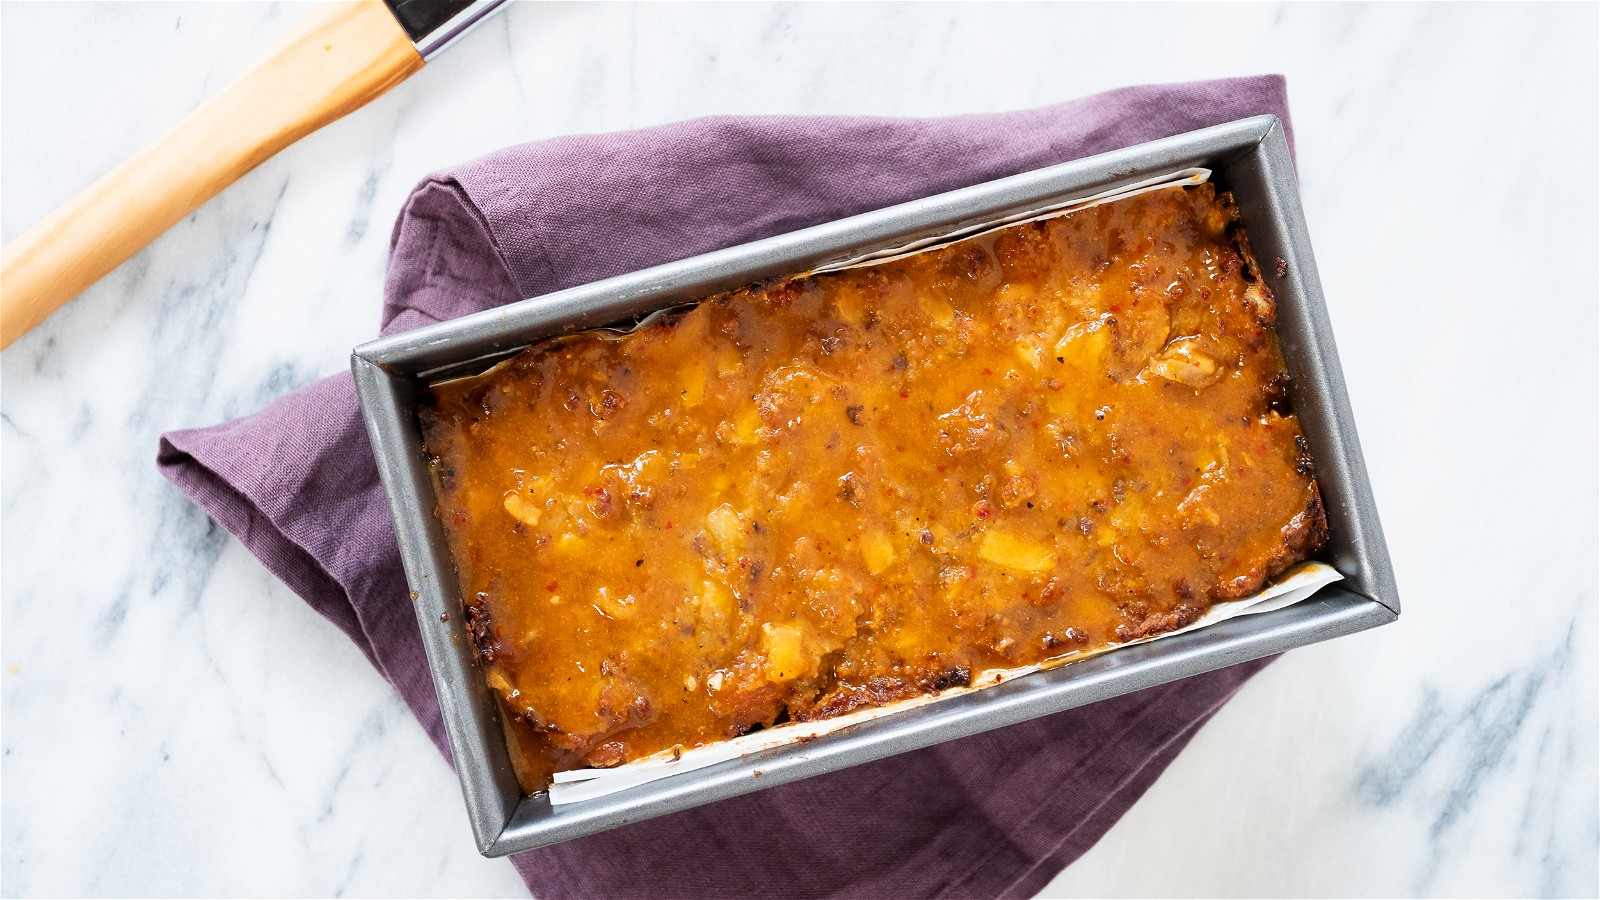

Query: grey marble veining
<box><xmin>2</xmin><ymin>2</ymin><xmax>1596</xmax><ymax>897</ymax></box>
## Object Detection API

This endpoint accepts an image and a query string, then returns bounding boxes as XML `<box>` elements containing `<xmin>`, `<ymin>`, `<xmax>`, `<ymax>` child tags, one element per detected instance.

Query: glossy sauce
<box><xmin>421</xmin><ymin>184</ymin><xmax>1325</xmax><ymax>791</ymax></box>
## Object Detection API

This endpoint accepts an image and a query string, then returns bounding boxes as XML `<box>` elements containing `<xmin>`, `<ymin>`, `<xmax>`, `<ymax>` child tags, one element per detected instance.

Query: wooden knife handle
<box><xmin>0</xmin><ymin>1</ymin><xmax>423</xmax><ymax>350</ymax></box>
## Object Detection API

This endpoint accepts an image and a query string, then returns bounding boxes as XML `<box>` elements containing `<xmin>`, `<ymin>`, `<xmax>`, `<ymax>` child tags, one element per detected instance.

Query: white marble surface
<box><xmin>3</xmin><ymin>2</ymin><xmax>1596</xmax><ymax>896</ymax></box>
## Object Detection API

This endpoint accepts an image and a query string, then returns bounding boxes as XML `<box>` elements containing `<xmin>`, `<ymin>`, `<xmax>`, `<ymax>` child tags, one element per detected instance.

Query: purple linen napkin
<box><xmin>160</xmin><ymin>75</ymin><xmax>1293</xmax><ymax>898</ymax></box>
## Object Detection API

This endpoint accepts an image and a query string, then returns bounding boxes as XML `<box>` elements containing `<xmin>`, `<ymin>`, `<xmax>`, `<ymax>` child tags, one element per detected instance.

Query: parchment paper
<box><xmin>810</xmin><ymin>167</ymin><xmax>1210</xmax><ymax>274</ymax></box>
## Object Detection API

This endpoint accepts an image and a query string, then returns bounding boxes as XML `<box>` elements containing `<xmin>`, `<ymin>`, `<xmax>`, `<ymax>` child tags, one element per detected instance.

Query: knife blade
<box><xmin>387</xmin><ymin>0</ymin><xmax>509</xmax><ymax>59</ymax></box>
<box><xmin>0</xmin><ymin>0</ymin><xmax>511</xmax><ymax>350</ymax></box>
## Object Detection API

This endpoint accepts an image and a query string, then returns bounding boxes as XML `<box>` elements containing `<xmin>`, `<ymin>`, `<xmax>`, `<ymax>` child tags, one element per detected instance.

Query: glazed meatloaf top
<box><xmin>420</xmin><ymin>182</ymin><xmax>1326</xmax><ymax>792</ymax></box>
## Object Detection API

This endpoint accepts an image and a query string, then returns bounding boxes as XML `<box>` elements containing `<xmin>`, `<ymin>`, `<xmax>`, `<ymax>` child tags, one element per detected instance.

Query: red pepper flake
<box><xmin>899</xmin><ymin>390</ymin><xmax>910</xmax><ymax>399</ymax></box>
<box><xmin>974</xmin><ymin>501</ymin><xmax>994</xmax><ymax>520</ymax></box>
<box><xmin>665</xmin><ymin>521</ymin><xmax>674</xmax><ymax>529</ymax></box>
<box><xmin>981</xmin><ymin>368</ymin><xmax>993</xmax><ymax>376</ymax></box>
<box><xmin>545</xmin><ymin>580</ymin><xmax>559</xmax><ymax>592</ymax></box>
<box><xmin>936</xmin><ymin>465</ymin><xmax>947</xmax><ymax>473</ymax></box>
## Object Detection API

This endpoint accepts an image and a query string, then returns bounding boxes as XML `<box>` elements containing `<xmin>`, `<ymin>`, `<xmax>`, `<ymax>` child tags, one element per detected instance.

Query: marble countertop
<box><xmin>3</xmin><ymin>3</ymin><xmax>1596</xmax><ymax>896</ymax></box>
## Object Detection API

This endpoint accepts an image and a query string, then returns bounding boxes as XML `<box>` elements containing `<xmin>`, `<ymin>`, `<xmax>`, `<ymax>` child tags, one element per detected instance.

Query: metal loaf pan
<box><xmin>351</xmin><ymin>115</ymin><xmax>1401</xmax><ymax>856</ymax></box>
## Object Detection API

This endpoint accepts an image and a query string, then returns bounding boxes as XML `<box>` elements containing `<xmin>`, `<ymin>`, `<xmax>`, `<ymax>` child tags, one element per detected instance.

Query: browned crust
<box><xmin>1210</xmin><ymin>480</ymin><xmax>1328</xmax><ymax>602</ymax></box>
<box><xmin>1114</xmin><ymin>481</ymin><xmax>1327</xmax><ymax>641</ymax></box>
<box><xmin>798</xmin><ymin>664</ymin><xmax>974</xmax><ymax>723</ymax></box>
<box><xmin>1114</xmin><ymin>602</ymin><xmax>1206</xmax><ymax>643</ymax></box>
<box><xmin>463</xmin><ymin>593</ymin><xmax>505</xmax><ymax>662</ymax></box>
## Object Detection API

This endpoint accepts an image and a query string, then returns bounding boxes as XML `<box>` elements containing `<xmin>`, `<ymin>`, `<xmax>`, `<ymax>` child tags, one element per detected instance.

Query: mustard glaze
<box><xmin>421</xmin><ymin>184</ymin><xmax>1325</xmax><ymax>791</ymax></box>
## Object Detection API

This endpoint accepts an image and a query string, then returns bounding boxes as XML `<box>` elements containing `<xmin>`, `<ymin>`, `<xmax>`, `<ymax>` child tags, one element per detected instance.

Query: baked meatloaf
<box><xmin>420</xmin><ymin>182</ymin><xmax>1326</xmax><ymax>791</ymax></box>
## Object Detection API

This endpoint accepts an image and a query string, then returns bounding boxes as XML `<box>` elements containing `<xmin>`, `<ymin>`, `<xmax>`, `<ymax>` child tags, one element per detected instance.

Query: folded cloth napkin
<box><xmin>159</xmin><ymin>75</ymin><xmax>1294</xmax><ymax>899</ymax></box>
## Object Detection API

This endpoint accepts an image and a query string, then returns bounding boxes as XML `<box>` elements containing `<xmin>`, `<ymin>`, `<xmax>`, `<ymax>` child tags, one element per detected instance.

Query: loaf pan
<box><xmin>351</xmin><ymin>115</ymin><xmax>1401</xmax><ymax>856</ymax></box>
